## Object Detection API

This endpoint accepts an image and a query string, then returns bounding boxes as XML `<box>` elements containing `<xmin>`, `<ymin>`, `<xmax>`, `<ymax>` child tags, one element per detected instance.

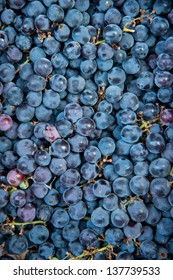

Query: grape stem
<box><xmin>123</xmin><ymin>10</ymin><xmax>155</xmax><ymax>33</ymax></box>
<box><xmin>169</xmin><ymin>167</ymin><xmax>173</xmax><ymax>177</ymax></box>
<box><xmin>15</xmin><ymin>57</ymin><xmax>30</xmax><ymax>74</ymax></box>
<box><xmin>2</xmin><ymin>220</ymin><xmax>46</xmax><ymax>229</ymax></box>
<box><xmin>95</xmin><ymin>39</ymin><xmax>105</xmax><ymax>45</ymax></box>
<box><xmin>123</xmin><ymin>196</ymin><xmax>143</xmax><ymax>207</ymax></box>
<box><xmin>68</xmin><ymin>244</ymin><xmax>113</xmax><ymax>260</ymax></box>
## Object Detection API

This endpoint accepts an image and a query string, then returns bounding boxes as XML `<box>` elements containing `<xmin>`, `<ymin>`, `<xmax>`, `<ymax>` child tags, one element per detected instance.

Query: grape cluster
<box><xmin>0</xmin><ymin>0</ymin><xmax>173</xmax><ymax>260</ymax></box>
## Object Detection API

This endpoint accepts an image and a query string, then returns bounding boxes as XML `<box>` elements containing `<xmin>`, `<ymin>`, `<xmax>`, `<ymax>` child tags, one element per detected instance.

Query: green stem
<box><xmin>83</xmin><ymin>216</ymin><xmax>90</xmax><ymax>221</ymax></box>
<box><xmin>3</xmin><ymin>220</ymin><xmax>46</xmax><ymax>228</ymax></box>
<box><xmin>95</xmin><ymin>39</ymin><xmax>105</xmax><ymax>45</ymax></box>
<box><xmin>1</xmin><ymin>25</ymin><xmax>5</xmax><ymax>30</ymax></box>
<box><xmin>23</xmin><ymin>57</ymin><xmax>30</xmax><ymax>64</ymax></box>
<box><xmin>69</xmin><ymin>244</ymin><xmax>112</xmax><ymax>260</ymax></box>
<box><xmin>170</xmin><ymin>167</ymin><xmax>173</xmax><ymax>177</ymax></box>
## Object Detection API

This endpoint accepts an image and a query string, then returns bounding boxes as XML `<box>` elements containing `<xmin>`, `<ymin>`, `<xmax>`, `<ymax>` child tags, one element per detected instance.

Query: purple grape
<box><xmin>17</xmin><ymin>203</ymin><xmax>36</xmax><ymax>222</ymax></box>
<box><xmin>43</xmin><ymin>125</ymin><xmax>61</xmax><ymax>142</ymax></box>
<box><xmin>7</xmin><ymin>168</ymin><xmax>26</xmax><ymax>186</ymax></box>
<box><xmin>160</xmin><ymin>109</ymin><xmax>173</xmax><ymax>126</ymax></box>
<box><xmin>0</xmin><ymin>114</ymin><xmax>13</xmax><ymax>131</ymax></box>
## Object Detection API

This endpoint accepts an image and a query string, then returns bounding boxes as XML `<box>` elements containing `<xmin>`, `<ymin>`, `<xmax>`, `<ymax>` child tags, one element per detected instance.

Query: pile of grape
<box><xmin>0</xmin><ymin>0</ymin><xmax>173</xmax><ymax>260</ymax></box>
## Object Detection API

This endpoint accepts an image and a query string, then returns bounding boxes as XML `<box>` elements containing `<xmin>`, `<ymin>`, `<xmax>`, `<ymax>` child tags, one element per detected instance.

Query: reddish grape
<box><xmin>160</xmin><ymin>109</ymin><xmax>173</xmax><ymax>126</ymax></box>
<box><xmin>0</xmin><ymin>114</ymin><xmax>13</xmax><ymax>131</ymax></box>
<box><xmin>7</xmin><ymin>168</ymin><xmax>26</xmax><ymax>186</ymax></box>
<box><xmin>43</xmin><ymin>125</ymin><xmax>61</xmax><ymax>142</ymax></box>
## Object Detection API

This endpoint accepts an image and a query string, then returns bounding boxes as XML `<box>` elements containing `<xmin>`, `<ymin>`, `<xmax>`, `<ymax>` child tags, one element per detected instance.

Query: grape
<box><xmin>150</xmin><ymin>178</ymin><xmax>171</xmax><ymax>197</ymax></box>
<box><xmin>75</xmin><ymin>117</ymin><xmax>96</xmax><ymax>136</ymax></box>
<box><xmin>51</xmin><ymin>229</ymin><xmax>67</xmax><ymax>249</ymax></box>
<box><xmin>68</xmin><ymin>201</ymin><xmax>87</xmax><ymax>220</ymax></box>
<box><xmin>0</xmin><ymin>209</ymin><xmax>7</xmax><ymax>223</ymax></box>
<box><xmin>49</xmin><ymin>74</ymin><xmax>67</xmax><ymax>92</ymax></box>
<box><xmin>33</xmin><ymin>166</ymin><xmax>52</xmax><ymax>184</ymax></box>
<box><xmin>29</xmin><ymin>225</ymin><xmax>49</xmax><ymax>245</ymax></box>
<box><xmin>155</xmin><ymin>71</ymin><xmax>173</xmax><ymax>88</ymax></box>
<box><xmin>122</xmin><ymin>56</ymin><xmax>140</xmax><ymax>74</ymax></box>
<box><xmin>104</xmin><ymin>8</ymin><xmax>122</xmax><ymax>25</ymax></box>
<box><xmin>105</xmin><ymin>228</ymin><xmax>124</xmax><ymax>245</ymax></box>
<box><xmin>65</xmin><ymin>152</ymin><xmax>81</xmax><ymax>169</ymax></box>
<box><xmin>68</xmin><ymin>134</ymin><xmax>88</xmax><ymax>153</ymax></box>
<box><xmin>7</xmin><ymin>168</ymin><xmax>26</xmax><ymax>186</ymax></box>
<box><xmin>140</xmin><ymin>240</ymin><xmax>158</xmax><ymax>260</ymax></box>
<box><xmin>150</xmin><ymin>16</ymin><xmax>169</xmax><ymax>37</ymax></box>
<box><xmin>72</xmin><ymin>26</ymin><xmax>90</xmax><ymax>45</ymax></box>
<box><xmin>17</xmin><ymin>203</ymin><xmax>36</xmax><ymax>222</ymax></box>
<box><xmin>103</xmin><ymin>164</ymin><xmax>119</xmax><ymax>181</ymax></box>
<box><xmin>60</xmin><ymin>168</ymin><xmax>80</xmax><ymax>187</ymax></box>
<box><xmin>114</xmin><ymin>157</ymin><xmax>133</xmax><ymax>176</ymax></box>
<box><xmin>146</xmin><ymin>133</ymin><xmax>165</xmax><ymax>154</ymax></box>
<box><xmin>156</xmin><ymin>218</ymin><xmax>173</xmax><ymax>236</ymax></box>
<box><xmin>16</xmin><ymin>103</ymin><xmax>35</xmax><ymax>122</ymax></box>
<box><xmin>64</xmin><ymin>103</ymin><xmax>83</xmax><ymax>123</ymax></box>
<box><xmin>34</xmin><ymin>150</ymin><xmax>51</xmax><ymax>167</ymax></box>
<box><xmin>116</xmin><ymin>251</ymin><xmax>134</xmax><ymax>260</ymax></box>
<box><xmin>160</xmin><ymin>109</ymin><xmax>173</xmax><ymax>126</ymax></box>
<box><xmin>51</xmin><ymin>208</ymin><xmax>70</xmax><ymax>229</ymax></box>
<box><xmin>49</xmin><ymin>158</ymin><xmax>67</xmax><ymax>176</ymax></box>
<box><xmin>43</xmin><ymin>125</ymin><xmax>61</xmax><ymax>142</ymax></box>
<box><xmin>102</xmin><ymin>193</ymin><xmax>119</xmax><ymax>211</ymax></box>
<box><xmin>137</xmin><ymin>225</ymin><xmax>154</xmax><ymax>242</ymax></box>
<box><xmin>83</xmin><ymin>183</ymin><xmax>97</xmax><ymax>202</ymax></box>
<box><xmin>0</xmin><ymin>114</ymin><xmax>13</xmax><ymax>131</ymax></box>
<box><xmin>123</xmin><ymin>222</ymin><xmax>143</xmax><ymax>239</ymax></box>
<box><xmin>79</xmin><ymin>229</ymin><xmax>97</xmax><ymax>247</ymax></box>
<box><xmin>62</xmin><ymin>222</ymin><xmax>80</xmax><ymax>242</ymax></box>
<box><xmin>91</xmin><ymin>206</ymin><xmax>110</xmax><ymax>227</ymax></box>
<box><xmin>63</xmin><ymin>187</ymin><xmax>83</xmax><ymax>205</ymax></box>
<box><xmin>0</xmin><ymin>31</ymin><xmax>8</xmax><ymax>51</ymax></box>
<box><xmin>98</xmin><ymin>136</ymin><xmax>116</xmax><ymax>156</ymax></box>
<box><xmin>113</xmin><ymin>177</ymin><xmax>132</xmax><ymax>198</ymax></box>
<box><xmin>153</xmin><ymin>196</ymin><xmax>171</xmax><ymax>211</ymax></box>
<box><xmin>36</xmin><ymin>204</ymin><xmax>53</xmax><ymax>222</ymax></box>
<box><xmin>157</xmin><ymin>88</ymin><xmax>173</xmax><ymax>103</ymax></box>
<box><xmin>136</xmin><ymin>71</ymin><xmax>154</xmax><ymax>90</ymax></box>
<box><xmin>0</xmin><ymin>137</ymin><xmax>12</xmax><ymax>155</ymax></box>
<box><xmin>149</xmin><ymin>158</ymin><xmax>171</xmax><ymax>177</ymax></box>
<box><xmin>56</xmin><ymin>119</ymin><xmax>73</xmax><ymax>138</ymax></box>
<box><xmin>51</xmin><ymin>139</ymin><xmax>70</xmax><ymax>158</ymax></box>
<box><xmin>128</xmin><ymin>200</ymin><xmax>149</xmax><ymax>222</ymax></box>
<box><xmin>10</xmin><ymin>189</ymin><xmax>26</xmax><ymax>207</ymax></box>
<box><xmin>119</xmin><ymin>92</ymin><xmax>139</xmax><ymax>111</ymax></box>
<box><xmin>17</xmin><ymin>155</ymin><xmax>36</xmax><ymax>175</ymax></box>
<box><xmin>31</xmin><ymin>183</ymin><xmax>48</xmax><ymax>199</ymax></box>
<box><xmin>117</xmin><ymin>109</ymin><xmax>136</xmax><ymax>125</ymax></box>
<box><xmin>84</xmin><ymin>146</ymin><xmax>101</xmax><ymax>163</ymax></box>
<box><xmin>54</xmin><ymin>23</ymin><xmax>70</xmax><ymax>42</ymax></box>
<box><xmin>5</xmin><ymin>235</ymin><xmax>28</xmax><ymax>255</ymax></box>
<box><xmin>129</xmin><ymin>176</ymin><xmax>150</xmax><ymax>196</ymax></box>
<box><xmin>64</xmin><ymin>9</ymin><xmax>83</xmax><ymax>28</ymax></box>
<box><xmin>93</xmin><ymin>179</ymin><xmax>111</xmax><ymax>198</ymax></box>
<box><xmin>67</xmin><ymin>75</ymin><xmax>85</xmax><ymax>94</ymax></box>
<box><xmin>108</xmin><ymin>67</ymin><xmax>126</xmax><ymax>85</ymax></box>
<box><xmin>0</xmin><ymin>189</ymin><xmax>9</xmax><ymax>208</ymax></box>
<box><xmin>103</xmin><ymin>24</ymin><xmax>122</xmax><ymax>44</ymax></box>
<box><xmin>111</xmin><ymin>208</ymin><xmax>129</xmax><ymax>228</ymax></box>
<box><xmin>120</xmin><ymin>240</ymin><xmax>135</xmax><ymax>253</ymax></box>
